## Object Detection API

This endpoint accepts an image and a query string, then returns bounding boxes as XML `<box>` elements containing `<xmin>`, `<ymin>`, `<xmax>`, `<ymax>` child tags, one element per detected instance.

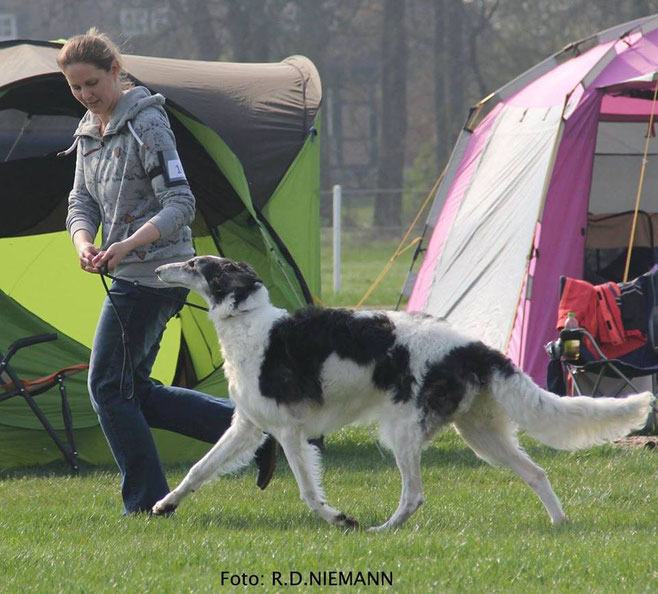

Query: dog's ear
<box><xmin>233</xmin><ymin>279</ymin><xmax>264</xmax><ymax>310</ymax></box>
<box><xmin>232</xmin><ymin>260</ymin><xmax>259</xmax><ymax>277</ymax></box>
<box><xmin>207</xmin><ymin>261</ymin><xmax>263</xmax><ymax>311</ymax></box>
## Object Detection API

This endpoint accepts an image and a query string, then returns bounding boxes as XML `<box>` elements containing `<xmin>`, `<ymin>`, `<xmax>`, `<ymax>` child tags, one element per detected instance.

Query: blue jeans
<box><xmin>88</xmin><ymin>280</ymin><xmax>235</xmax><ymax>514</ymax></box>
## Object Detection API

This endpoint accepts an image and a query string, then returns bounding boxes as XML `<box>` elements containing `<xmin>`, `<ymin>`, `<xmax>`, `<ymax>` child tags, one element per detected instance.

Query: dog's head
<box><xmin>156</xmin><ymin>256</ymin><xmax>267</xmax><ymax>317</ymax></box>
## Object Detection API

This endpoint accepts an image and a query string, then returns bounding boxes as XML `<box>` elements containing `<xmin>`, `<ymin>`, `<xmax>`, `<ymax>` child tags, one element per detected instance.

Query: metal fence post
<box><xmin>332</xmin><ymin>184</ymin><xmax>341</xmax><ymax>293</ymax></box>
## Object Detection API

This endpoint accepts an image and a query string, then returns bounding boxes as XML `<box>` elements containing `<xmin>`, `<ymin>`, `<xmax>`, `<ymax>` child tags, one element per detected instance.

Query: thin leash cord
<box><xmin>101</xmin><ymin>271</ymin><xmax>209</xmax><ymax>312</ymax></box>
<box><xmin>98</xmin><ymin>270</ymin><xmax>210</xmax><ymax>400</ymax></box>
<box><xmin>100</xmin><ymin>272</ymin><xmax>135</xmax><ymax>400</ymax></box>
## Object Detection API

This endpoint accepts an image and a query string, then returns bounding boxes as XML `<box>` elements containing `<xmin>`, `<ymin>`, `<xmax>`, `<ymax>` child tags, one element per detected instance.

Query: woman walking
<box><xmin>58</xmin><ymin>29</ymin><xmax>276</xmax><ymax>514</ymax></box>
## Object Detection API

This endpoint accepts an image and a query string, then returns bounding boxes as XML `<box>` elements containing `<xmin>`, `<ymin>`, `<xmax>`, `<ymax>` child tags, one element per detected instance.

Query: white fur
<box><xmin>151</xmin><ymin>257</ymin><xmax>654</xmax><ymax>530</ymax></box>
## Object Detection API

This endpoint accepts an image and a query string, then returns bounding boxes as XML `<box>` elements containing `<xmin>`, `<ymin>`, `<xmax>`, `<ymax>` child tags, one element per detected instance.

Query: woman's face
<box><xmin>62</xmin><ymin>60</ymin><xmax>122</xmax><ymax>123</ymax></box>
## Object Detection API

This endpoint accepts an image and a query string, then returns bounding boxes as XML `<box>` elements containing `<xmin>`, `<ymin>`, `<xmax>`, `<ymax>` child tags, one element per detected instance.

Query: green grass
<box><xmin>2</xmin><ymin>235</ymin><xmax>658</xmax><ymax>592</ymax></box>
<box><xmin>1</xmin><ymin>428</ymin><xmax>657</xmax><ymax>592</ymax></box>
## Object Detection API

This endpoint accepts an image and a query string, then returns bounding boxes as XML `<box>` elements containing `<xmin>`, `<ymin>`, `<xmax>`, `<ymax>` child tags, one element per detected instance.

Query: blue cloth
<box><xmin>88</xmin><ymin>279</ymin><xmax>234</xmax><ymax>514</ymax></box>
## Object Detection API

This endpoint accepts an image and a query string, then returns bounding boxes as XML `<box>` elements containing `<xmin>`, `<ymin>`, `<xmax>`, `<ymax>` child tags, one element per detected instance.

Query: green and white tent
<box><xmin>0</xmin><ymin>40</ymin><xmax>322</xmax><ymax>469</ymax></box>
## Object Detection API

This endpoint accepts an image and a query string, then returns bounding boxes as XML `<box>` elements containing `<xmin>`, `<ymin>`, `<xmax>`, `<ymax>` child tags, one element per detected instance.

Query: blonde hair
<box><xmin>57</xmin><ymin>28</ymin><xmax>133</xmax><ymax>88</ymax></box>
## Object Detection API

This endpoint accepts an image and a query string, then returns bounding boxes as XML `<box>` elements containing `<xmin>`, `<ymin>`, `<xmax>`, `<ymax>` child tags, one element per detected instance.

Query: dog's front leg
<box><xmin>278</xmin><ymin>432</ymin><xmax>359</xmax><ymax>530</ymax></box>
<box><xmin>152</xmin><ymin>412</ymin><xmax>265</xmax><ymax>515</ymax></box>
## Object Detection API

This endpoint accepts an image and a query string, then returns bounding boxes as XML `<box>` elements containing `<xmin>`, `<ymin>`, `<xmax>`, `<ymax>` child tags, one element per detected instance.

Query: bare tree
<box><xmin>445</xmin><ymin>0</ymin><xmax>465</xmax><ymax>138</ymax></box>
<box><xmin>466</xmin><ymin>0</ymin><xmax>500</xmax><ymax>99</ymax></box>
<box><xmin>186</xmin><ymin>0</ymin><xmax>223</xmax><ymax>61</ymax></box>
<box><xmin>433</xmin><ymin>0</ymin><xmax>449</xmax><ymax>168</ymax></box>
<box><xmin>375</xmin><ymin>0</ymin><xmax>408</xmax><ymax>227</ymax></box>
<box><xmin>225</xmin><ymin>0</ymin><xmax>269</xmax><ymax>61</ymax></box>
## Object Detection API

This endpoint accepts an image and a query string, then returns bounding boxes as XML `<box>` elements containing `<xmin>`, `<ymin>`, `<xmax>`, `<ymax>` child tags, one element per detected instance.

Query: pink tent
<box><xmin>406</xmin><ymin>15</ymin><xmax>658</xmax><ymax>386</ymax></box>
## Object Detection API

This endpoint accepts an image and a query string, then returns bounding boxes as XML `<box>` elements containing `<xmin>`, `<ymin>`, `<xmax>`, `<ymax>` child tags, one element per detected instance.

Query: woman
<box><xmin>58</xmin><ymin>29</ymin><xmax>276</xmax><ymax>514</ymax></box>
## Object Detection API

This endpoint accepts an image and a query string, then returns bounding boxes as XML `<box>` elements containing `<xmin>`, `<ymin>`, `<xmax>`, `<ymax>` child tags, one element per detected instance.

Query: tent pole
<box><xmin>623</xmin><ymin>81</ymin><xmax>658</xmax><ymax>282</ymax></box>
<box><xmin>4</xmin><ymin>114</ymin><xmax>31</xmax><ymax>162</ymax></box>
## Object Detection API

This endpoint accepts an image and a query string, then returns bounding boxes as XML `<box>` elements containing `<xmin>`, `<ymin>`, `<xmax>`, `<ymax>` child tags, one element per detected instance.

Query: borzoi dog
<box><xmin>152</xmin><ymin>256</ymin><xmax>652</xmax><ymax>530</ymax></box>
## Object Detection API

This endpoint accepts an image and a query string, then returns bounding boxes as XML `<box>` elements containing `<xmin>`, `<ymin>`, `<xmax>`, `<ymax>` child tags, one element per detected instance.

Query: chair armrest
<box><xmin>3</xmin><ymin>334</ymin><xmax>58</xmax><ymax>364</ymax></box>
<box><xmin>558</xmin><ymin>328</ymin><xmax>584</xmax><ymax>341</ymax></box>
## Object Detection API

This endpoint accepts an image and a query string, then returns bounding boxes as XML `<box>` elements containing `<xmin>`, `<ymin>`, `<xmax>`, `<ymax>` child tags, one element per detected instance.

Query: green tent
<box><xmin>0</xmin><ymin>40</ymin><xmax>322</xmax><ymax>469</ymax></box>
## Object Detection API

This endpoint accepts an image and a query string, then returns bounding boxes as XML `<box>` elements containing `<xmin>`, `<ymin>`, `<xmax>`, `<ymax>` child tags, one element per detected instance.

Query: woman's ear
<box><xmin>110</xmin><ymin>59</ymin><xmax>121</xmax><ymax>78</ymax></box>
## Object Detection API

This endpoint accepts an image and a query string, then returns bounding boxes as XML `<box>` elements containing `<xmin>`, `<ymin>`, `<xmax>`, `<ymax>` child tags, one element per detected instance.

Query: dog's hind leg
<box><xmin>277</xmin><ymin>431</ymin><xmax>358</xmax><ymax>529</ymax></box>
<box><xmin>453</xmin><ymin>402</ymin><xmax>567</xmax><ymax>525</ymax></box>
<box><xmin>152</xmin><ymin>412</ymin><xmax>265</xmax><ymax>515</ymax></box>
<box><xmin>370</xmin><ymin>414</ymin><xmax>425</xmax><ymax>532</ymax></box>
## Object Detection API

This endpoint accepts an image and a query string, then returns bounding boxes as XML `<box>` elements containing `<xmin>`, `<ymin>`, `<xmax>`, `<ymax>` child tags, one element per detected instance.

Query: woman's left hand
<box><xmin>92</xmin><ymin>241</ymin><xmax>132</xmax><ymax>271</ymax></box>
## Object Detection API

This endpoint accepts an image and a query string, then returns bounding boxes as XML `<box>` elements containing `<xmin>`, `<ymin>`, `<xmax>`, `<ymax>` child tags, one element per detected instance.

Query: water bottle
<box><xmin>563</xmin><ymin>312</ymin><xmax>580</xmax><ymax>360</ymax></box>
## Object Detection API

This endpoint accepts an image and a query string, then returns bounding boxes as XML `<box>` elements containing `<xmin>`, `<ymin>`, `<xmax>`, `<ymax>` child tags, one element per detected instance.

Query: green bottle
<box><xmin>563</xmin><ymin>312</ymin><xmax>580</xmax><ymax>360</ymax></box>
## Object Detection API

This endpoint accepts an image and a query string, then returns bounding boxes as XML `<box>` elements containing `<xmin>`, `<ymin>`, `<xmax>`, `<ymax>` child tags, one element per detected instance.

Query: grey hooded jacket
<box><xmin>66</xmin><ymin>86</ymin><xmax>195</xmax><ymax>286</ymax></box>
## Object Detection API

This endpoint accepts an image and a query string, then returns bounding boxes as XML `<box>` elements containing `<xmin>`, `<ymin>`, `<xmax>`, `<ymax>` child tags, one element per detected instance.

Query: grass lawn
<box><xmin>1</xmin><ymin>428</ymin><xmax>657</xmax><ymax>592</ymax></box>
<box><xmin>1</xmin><ymin>232</ymin><xmax>657</xmax><ymax>592</ymax></box>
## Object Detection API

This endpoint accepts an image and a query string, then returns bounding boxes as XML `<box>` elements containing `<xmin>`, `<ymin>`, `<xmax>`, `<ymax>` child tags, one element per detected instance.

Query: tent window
<box><xmin>586</xmin><ymin>120</ymin><xmax>658</xmax><ymax>283</ymax></box>
<box><xmin>0</xmin><ymin>109</ymin><xmax>78</xmax><ymax>162</ymax></box>
<box><xmin>584</xmin><ymin>211</ymin><xmax>656</xmax><ymax>284</ymax></box>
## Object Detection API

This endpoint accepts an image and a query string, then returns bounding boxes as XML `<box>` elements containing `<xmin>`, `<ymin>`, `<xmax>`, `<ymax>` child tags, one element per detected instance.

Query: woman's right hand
<box><xmin>79</xmin><ymin>243</ymin><xmax>104</xmax><ymax>273</ymax></box>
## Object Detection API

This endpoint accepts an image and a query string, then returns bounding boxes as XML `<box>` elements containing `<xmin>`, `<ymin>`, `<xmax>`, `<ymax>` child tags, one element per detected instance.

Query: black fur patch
<box><xmin>199</xmin><ymin>258</ymin><xmax>262</xmax><ymax>307</ymax></box>
<box><xmin>258</xmin><ymin>308</ymin><xmax>413</xmax><ymax>405</ymax></box>
<box><xmin>418</xmin><ymin>342</ymin><xmax>516</xmax><ymax>419</ymax></box>
<box><xmin>373</xmin><ymin>344</ymin><xmax>414</xmax><ymax>403</ymax></box>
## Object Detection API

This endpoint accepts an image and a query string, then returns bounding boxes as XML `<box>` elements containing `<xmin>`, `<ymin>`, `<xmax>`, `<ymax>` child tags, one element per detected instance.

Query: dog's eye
<box><xmin>187</xmin><ymin>260</ymin><xmax>196</xmax><ymax>269</ymax></box>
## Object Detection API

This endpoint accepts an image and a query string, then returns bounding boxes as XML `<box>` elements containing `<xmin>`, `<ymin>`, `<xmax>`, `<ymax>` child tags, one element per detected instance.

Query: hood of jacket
<box><xmin>73</xmin><ymin>86</ymin><xmax>166</xmax><ymax>138</ymax></box>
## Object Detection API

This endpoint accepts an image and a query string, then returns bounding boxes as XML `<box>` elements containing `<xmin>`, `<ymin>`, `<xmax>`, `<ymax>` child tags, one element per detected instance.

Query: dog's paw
<box><xmin>152</xmin><ymin>500</ymin><xmax>178</xmax><ymax>516</ymax></box>
<box><xmin>344</xmin><ymin>516</ymin><xmax>360</xmax><ymax>530</ymax></box>
<box><xmin>334</xmin><ymin>513</ymin><xmax>360</xmax><ymax>530</ymax></box>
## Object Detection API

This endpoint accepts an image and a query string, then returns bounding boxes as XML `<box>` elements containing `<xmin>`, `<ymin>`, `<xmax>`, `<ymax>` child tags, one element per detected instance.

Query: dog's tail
<box><xmin>490</xmin><ymin>372</ymin><xmax>653</xmax><ymax>450</ymax></box>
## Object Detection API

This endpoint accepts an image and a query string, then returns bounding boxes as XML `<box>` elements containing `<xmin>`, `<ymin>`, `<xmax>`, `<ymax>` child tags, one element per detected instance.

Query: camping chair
<box><xmin>545</xmin><ymin>273</ymin><xmax>658</xmax><ymax>432</ymax></box>
<box><xmin>0</xmin><ymin>333</ymin><xmax>88</xmax><ymax>473</ymax></box>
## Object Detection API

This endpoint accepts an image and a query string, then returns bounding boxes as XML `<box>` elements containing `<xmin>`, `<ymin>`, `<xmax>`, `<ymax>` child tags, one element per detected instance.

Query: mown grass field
<box><xmin>1</xmin><ymin>232</ymin><xmax>657</xmax><ymax>593</ymax></box>
<box><xmin>2</xmin><ymin>428</ymin><xmax>657</xmax><ymax>592</ymax></box>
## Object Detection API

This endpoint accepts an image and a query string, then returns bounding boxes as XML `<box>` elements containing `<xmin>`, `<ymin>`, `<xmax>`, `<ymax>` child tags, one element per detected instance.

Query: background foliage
<box><xmin>11</xmin><ymin>0</ymin><xmax>658</xmax><ymax>225</ymax></box>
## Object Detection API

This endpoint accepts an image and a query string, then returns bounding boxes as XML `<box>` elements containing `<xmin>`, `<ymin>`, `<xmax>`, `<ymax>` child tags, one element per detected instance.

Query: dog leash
<box><xmin>100</xmin><ymin>270</ymin><xmax>210</xmax><ymax>312</ymax></box>
<box><xmin>98</xmin><ymin>268</ymin><xmax>209</xmax><ymax>399</ymax></box>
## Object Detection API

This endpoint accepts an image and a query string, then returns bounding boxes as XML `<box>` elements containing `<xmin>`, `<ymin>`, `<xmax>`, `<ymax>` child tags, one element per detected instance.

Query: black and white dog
<box><xmin>152</xmin><ymin>256</ymin><xmax>652</xmax><ymax>530</ymax></box>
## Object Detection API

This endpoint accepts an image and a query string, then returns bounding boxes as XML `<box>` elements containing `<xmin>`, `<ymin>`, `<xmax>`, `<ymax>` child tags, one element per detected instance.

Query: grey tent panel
<box><xmin>0</xmin><ymin>41</ymin><xmax>321</xmax><ymax>210</ymax></box>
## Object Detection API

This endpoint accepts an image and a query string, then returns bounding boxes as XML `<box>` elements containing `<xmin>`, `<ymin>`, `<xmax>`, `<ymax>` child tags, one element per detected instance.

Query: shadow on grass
<box><xmin>179</xmin><ymin>508</ymin><xmax>330</xmax><ymax>532</ymax></box>
<box><xmin>319</xmin><ymin>436</ymin><xmax>632</xmax><ymax>471</ymax></box>
<box><xmin>170</xmin><ymin>502</ymin><xmax>406</xmax><ymax>533</ymax></box>
<box><xmin>0</xmin><ymin>460</ymin><xmax>119</xmax><ymax>480</ymax></box>
<box><xmin>322</xmin><ymin>438</ymin><xmax>485</xmax><ymax>470</ymax></box>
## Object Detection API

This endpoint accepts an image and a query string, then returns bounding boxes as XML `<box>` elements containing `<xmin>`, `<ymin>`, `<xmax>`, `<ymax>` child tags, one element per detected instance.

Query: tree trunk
<box><xmin>375</xmin><ymin>0</ymin><xmax>407</xmax><ymax>228</ymax></box>
<box><xmin>433</xmin><ymin>0</ymin><xmax>449</xmax><ymax>169</ymax></box>
<box><xmin>445</xmin><ymin>0</ymin><xmax>465</xmax><ymax>142</ymax></box>
<box><xmin>295</xmin><ymin>1</ymin><xmax>333</xmax><ymax>213</ymax></box>
<box><xmin>630</xmin><ymin>0</ymin><xmax>651</xmax><ymax>18</ymax></box>
<box><xmin>187</xmin><ymin>0</ymin><xmax>221</xmax><ymax>61</ymax></box>
<box><xmin>225</xmin><ymin>1</ymin><xmax>255</xmax><ymax>62</ymax></box>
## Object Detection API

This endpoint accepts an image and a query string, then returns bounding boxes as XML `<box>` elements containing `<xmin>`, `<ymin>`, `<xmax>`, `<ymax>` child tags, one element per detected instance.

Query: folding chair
<box><xmin>0</xmin><ymin>333</ymin><xmax>88</xmax><ymax>473</ymax></box>
<box><xmin>545</xmin><ymin>273</ymin><xmax>658</xmax><ymax>433</ymax></box>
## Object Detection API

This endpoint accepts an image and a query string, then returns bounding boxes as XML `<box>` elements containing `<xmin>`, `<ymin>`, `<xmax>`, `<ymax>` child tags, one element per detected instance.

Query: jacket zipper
<box><xmin>93</xmin><ymin>139</ymin><xmax>105</xmax><ymax>200</ymax></box>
